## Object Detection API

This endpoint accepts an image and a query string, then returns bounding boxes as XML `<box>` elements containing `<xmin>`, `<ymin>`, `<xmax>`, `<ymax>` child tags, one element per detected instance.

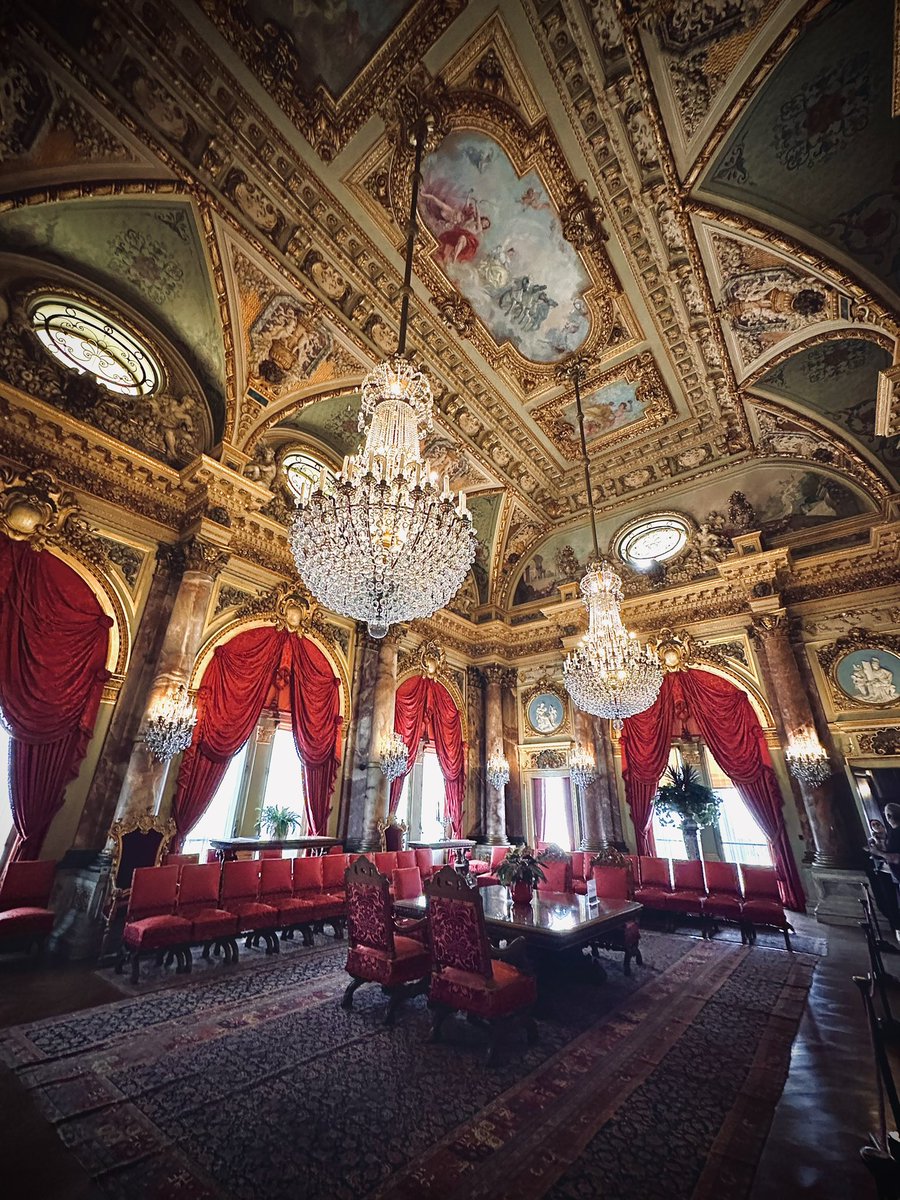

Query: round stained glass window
<box><xmin>29</xmin><ymin>296</ymin><xmax>160</xmax><ymax>397</ymax></box>
<box><xmin>282</xmin><ymin>450</ymin><xmax>335</xmax><ymax>498</ymax></box>
<box><xmin>616</xmin><ymin>515</ymin><xmax>690</xmax><ymax>568</ymax></box>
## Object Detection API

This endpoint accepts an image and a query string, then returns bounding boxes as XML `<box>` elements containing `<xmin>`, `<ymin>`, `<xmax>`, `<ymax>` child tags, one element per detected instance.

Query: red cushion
<box><xmin>638</xmin><ymin>857</ymin><xmax>671</xmax><ymax>889</ymax></box>
<box><xmin>346</xmin><ymin>934</ymin><xmax>430</xmax><ymax>985</ymax></box>
<box><xmin>663</xmin><ymin>891</ymin><xmax>707</xmax><ymax>914</ymax></box>
<box><xmin>704</xmin><ymin>861</ymin><xmax>741</xmax><ymax>896</ymax></box>
<box><xmin>741</xmin><ymin>866</ymin><xmax>781</xmax><ymax>902</ymax></box>
<box><xmin>477</xmin><ymin>873</ymin><xmax>500</xmax><ymax>888</ymax></box>
<box><xmin>429</xmin><ymin>958</ymin><xmax>537</xmax><ymax>1018</ymax></box>
<box><xmin>293</xmin><ymin>857</ymin><xmax>324</xmax><ymax>894</ymax></box>
<box><xmin>276</xmin><ymin>897</ymin><xmax>318</xmax><ymax>923</ymax></box>
<box><xmin>123</xmin><ymin>914</ymin><xmax>192</xmax><ymax>951</ymax></box>
<box><xmin>321</xmin><ymin>854</ymin><xmax>352</xmax><ymax>891</ymax></box>
<box><xmin>306</xmin><ymin>895</ymin><xmax>346</xmax><ymax>919</ymax></box>
<box><xmin>392</xmin><ymin>866</ymin><xmax>423</xmax><ymax>900</ymax></box>
<box><xmin>188</xmin><ymin>909</ymin><xmax>239</xmax><ymax>940</ymax></box>
<box><xmin>468</xmin><ymin>860</ymin><xmax>490</xmax><ymax>875</ymax></box>
<box><xmin>374</xmin><ymin>852</ymin><xmax>398</xmax><ymax>875</ymax></box>
<box><xmin>537</xmin><ymin>858</ymin><xmax>572</xmax><ymax>893</ymax></box>
<box><xmin>634</xmin><ymin>887</ymin><xmax>677</xmax><ymax>909</ymax></box>
<box><xmin>414</xmin><ymin>848</ymin><xmax>434</xmax><ymax>879</ymax></box>
<box><xmin>702</xmin><ymin>894</ymin><xmax>743</xmax><ymax>920</ymax></box>
<box><xmin>569</xmin><ymin>852</ymin><xmax>589</xmax><ymax>883</ymax></box>
<box><xmin>221</xmin><ymin>901</ymin><xmax>279</xmax><ymax>926</ymax></box>
<box><xmin>396</xmin><ymin>850</ymin><xmax>417</xmax><ymax>871</ymax></box>
<box><xmin>0</xmin><ymin>907</ymin><xmax>55</xmax><ymax>938</ymax></box>
<box><xmin>592</xmin><ymin>866</ymin><xmax>630</xmax><ymax>900</ymax></box>
<box><xmin>0</xmin><ymin>860</ymin><xmax>57</xmax><ymax>909</ymax></box>
<box><xmin>741</xmin><ymin>899</ymin><xmax>787</xmax><ymax>927</ymax></box>
<box><xmin>673</xmin><ymin>859</ymin><xmax>706</xmax><ymax>894</ymax></box>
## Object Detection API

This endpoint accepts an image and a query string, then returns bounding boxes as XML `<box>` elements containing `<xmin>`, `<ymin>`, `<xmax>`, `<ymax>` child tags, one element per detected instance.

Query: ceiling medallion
<box><xmin>561</xmin><ymin>365</ymin><xmax>663</xmax><ymax>730</ymax></box>
<box><xmin>290</xmin><ymin>115</ymin><xmax>476</xmax><ymax>638</ymax></box>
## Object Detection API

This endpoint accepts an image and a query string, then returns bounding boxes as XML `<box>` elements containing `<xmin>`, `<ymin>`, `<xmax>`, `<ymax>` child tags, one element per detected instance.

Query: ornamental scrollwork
<box><xmin>857</xmin><ymin>728</ymin><xmax>900</xmax><ymax>756</ymax></box>
<box><xmin>0</xmin><ymin>466</ymin><xmax>110</xmax><ymax>573</ymax></box>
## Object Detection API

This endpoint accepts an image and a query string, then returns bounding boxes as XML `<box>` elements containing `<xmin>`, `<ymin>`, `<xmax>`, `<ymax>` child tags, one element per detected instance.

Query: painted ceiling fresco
<box><xmin>704</xmin><ymin>0</ymin><xmax>900</xmax><ymax>301</ymax></box>
<box><xmin>754</xmin><ymin>337</ymin><xmax>899</xmax><ymax>479</ymax></box>
<box><xmin>467</xmin><ymin>492</ymin><xmax>503</xmax><ymax>603</ymax></box>
<box><xmin>0</xmin><ymin>199</ymin><xmax>225</xmax><ymax>403</ymax></box>
<box><xmin>511</xmin><ymin>462</ymin><xmax>871</xmax><ymax>606</ymax></box>
<box><xmin>419</xmin><ymin>130</ymin><xmax>592</xmax><ymax>363</ymax></box>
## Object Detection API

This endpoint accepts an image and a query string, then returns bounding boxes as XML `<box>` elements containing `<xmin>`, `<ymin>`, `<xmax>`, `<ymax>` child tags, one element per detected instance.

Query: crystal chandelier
<box><xmin>379</xmin><ymin>731</ymin><xmax>409</xmax><ymax>782</ymax></box>
<box><xmin>562</xmin><ymin>366</ymin><xmax>663</xmax><ymax>730</ymax></box>
<box><xmin>486</xmin><ymin>746</ymin><xmax>510</xmax><ymax>791</ymax></box>
<box><xmin>784</xmin><ymin>726</ymin><xmax>831</xmax><ymax>786</ymax></box>
<box><xmin>569</xmin><ymin>745</ymin><xmax>597</xmax><ymax>791</ymax></box>
<box><xmin>144</xmin><ymin>682</ymin><xmax>197</xmax><ymax>762</ymax></box>
<box><xmin>291</xmin><ymin>117</ymin><xmax>476</xmax><ymax>638</ymax></box>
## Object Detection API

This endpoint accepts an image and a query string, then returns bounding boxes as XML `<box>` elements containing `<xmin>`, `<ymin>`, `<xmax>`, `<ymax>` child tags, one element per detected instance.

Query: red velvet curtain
<box><xmin>0</xmin><ymin>536</ymin><xmax>111</xmax><ymax>861</ymax></box>
<box><xmin>621</xmin><ymin>668</ymin><xmax>806</xmax><ymax>912</ymax></box>
<box><xmin>389</xmin><ymin>675</ymin><xmax>466</xmax><ymax>837</ymax></box>
<box><xmin>173</xmin><ymin>627</ymin><xmax>342</xmax><ymax>843</ymax></box>
<box><xmin>620</xmin><ymin>673</ymin><xmax>677</xmax><ymax>856</ymax></box>
<box><xmin>287</xmin><ymin>636</ymin><xmax>342</xmax><ymax>836</ymax></box>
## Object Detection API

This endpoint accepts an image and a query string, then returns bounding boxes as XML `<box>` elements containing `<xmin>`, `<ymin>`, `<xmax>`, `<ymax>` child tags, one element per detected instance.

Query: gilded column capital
<box><xmin>482</xmin><ymin>663</ymin><xmax>507</xmax><ymax>687</ymax></box>
<box><xmin>181</xmin><ymin>537</ymin><xmax>230</xmax><ymax>579</ymax></box>
<box><xmin>749</xmin><ymin>610</ymin><xmax>789</xmax><ymax>642</ymax></box>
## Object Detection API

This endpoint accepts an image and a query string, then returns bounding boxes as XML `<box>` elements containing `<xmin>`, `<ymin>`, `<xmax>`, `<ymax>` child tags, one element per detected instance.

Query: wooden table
<box><xmin>208</xmin><ymin>836</ymin><xmax>341</xmax><ymax>862</ymax></box>
<box><xmin>408</xmin><ymin>839</ymin><xmax>477</xmax><ymax>874</ymax></box>
<box><xmin>397</xmin><ymin>885</ymin><xmax>642</xmax><ymax>979</ymax></box>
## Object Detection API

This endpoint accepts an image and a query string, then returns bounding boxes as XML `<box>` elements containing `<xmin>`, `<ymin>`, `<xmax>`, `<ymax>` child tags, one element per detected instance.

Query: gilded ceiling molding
<box><xmin>876</xmin><ymin>364</ymin><xmax>900</xmax><ymax>440</ymax></box>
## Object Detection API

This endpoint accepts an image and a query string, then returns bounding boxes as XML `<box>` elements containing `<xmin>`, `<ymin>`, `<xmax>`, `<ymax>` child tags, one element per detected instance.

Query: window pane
<box><xmin>419</xmin><ymin>749</ymin><xmax>445</xmax><ymax>842</ymax></box>
<box><xmin>262</xmin><ymin>728</ymin><xmax>307</xmax><ymax>828</ymax></box>
<box><xmin>542</xmin><ymin>776</ymin><xmax>573</xmax><ymax>850</ymax></box>
<box><xmin>183</xmin><ymin>741</ymin><xmax>249</xmax><ymax>859</ymax></box>
<box><xmin>651</xmin><ymin>745</ymin><xmax>687</xmax><ymax>858</ymax></box>
<box><xmin>716</xmin><ymin>786</ymin><xmax>772</xmax><ymax>867</ymax></box>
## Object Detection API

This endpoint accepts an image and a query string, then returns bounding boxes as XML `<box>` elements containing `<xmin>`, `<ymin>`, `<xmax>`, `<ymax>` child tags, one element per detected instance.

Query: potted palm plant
<box><xmin>654</xmin><ymin>762</ymin><xmax>721</xmax><ymax>860</ymax></box>
<box><xmin>495</xmin><ymin>845</ymin><xmax>547</xmax><ymax>905</ymax></box>
<box><xmin>256</xmin><ymin>804</ymin><xmax>302</xmax><ymax>841</ymax></box>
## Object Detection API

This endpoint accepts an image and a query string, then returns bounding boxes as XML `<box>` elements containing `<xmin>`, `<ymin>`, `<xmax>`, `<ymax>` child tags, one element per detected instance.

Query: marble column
<box><xmin>500</xmin><ymin>669</ymin><xmax>521</xmax><ymax>840</ymax></box>
<box><xmin>115</xmin><ymin>537</ymin><xmax>229</xmax><ymax>823</ymax></box>
<box><xmin>466</xmin><ymin>667</ymin><xmax>485</xmax><ymax>840</ymax></box>
<box><xmin>483</xmin><ymin>665</ymin><xmax>508</xmax><ymax>844</ymax></box>
<box><xmin>751</xmin><ymin>610</ymin><xmax>865</xmax><ymax>924</ymax></box>
<box><xmin>359</xmin><ymin>630</ymin><xmax>401</xmax><ymax>851</ymax></box>
<box><xmin>595</xmin><ymin>716</ymin><xmax>625</xmax><ymax>845</ymax></box>
<box><xmin>573</xmin><ymin>707</ymin><xmax>613</xmax><ymax>850</ymax></box>
<box><xmin>72</xmin><ymin>545</ymin><xmax>184</xmax><ymax>853</ymax></box>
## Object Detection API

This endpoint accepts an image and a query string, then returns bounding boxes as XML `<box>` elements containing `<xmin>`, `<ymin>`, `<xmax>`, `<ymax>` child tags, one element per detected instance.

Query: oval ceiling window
<box><xmin>29</xmin><ymin>295</ymin><xmax>161</xmax><ymax>397</ymax></box>
<box><xmin>616</xmin><ymin>514</ymin><xmax>690</xmax><ymax>569</ymax></box>
<box><xmin>282</xmin><ymin>449</ymin><xmax>335</xmax><ymax>498</ymax></box>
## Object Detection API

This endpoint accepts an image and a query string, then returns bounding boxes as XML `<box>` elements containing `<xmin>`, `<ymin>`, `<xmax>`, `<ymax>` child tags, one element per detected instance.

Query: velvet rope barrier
<box><xmin>0</xmin><ymin>536</ymin><xmax>111</xmax><ymax>861</ymax></box>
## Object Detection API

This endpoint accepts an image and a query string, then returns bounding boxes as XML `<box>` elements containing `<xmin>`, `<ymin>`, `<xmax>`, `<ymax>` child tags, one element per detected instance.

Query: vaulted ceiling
<box><xmin>0</xmin><ymin>0</ymin><xmax>897</xmax><ymax>620</ymax></box>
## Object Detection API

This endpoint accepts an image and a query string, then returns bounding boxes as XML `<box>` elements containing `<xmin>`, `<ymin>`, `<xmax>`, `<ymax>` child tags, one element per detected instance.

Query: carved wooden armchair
<box><xmin>102</xmin><ymin>814</ymin><xmax>177</xmax><ymax>947</ymax></box>
<box><xmin>376</xmin><ymin>814</ymin><xmax>408</xmax><ymax>852</ymax></box>
<box><xmin>342</xmin><ymin>856</ymin><xmax>430</xmax><ymax>1025</ymax></box>
<box><xmin>426</xmin><ymin>866</ymin><xmax>537</xmax><ymax>1065</ymax></box>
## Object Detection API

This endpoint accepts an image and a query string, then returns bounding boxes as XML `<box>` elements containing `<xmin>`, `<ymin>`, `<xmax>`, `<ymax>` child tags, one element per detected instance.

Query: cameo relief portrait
<box><xmin>834</xmin><ymin>648</ymin><xmax>900</xmax><ymax>707</ymax></box>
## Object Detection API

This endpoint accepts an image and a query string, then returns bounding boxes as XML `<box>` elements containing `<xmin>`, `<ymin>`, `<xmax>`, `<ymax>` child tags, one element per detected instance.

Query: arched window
<box><xmin>29</xmin><ymin>295</ymin><xmax>161</xmax><ymax>397</ymax></box>
<box><xmin>282</xmin><ymin>450</ymin><xmax>336</xmax><ymax>499</ymax></box>
<box><xmin>615</xmin><ymin>514</ymin><xmax>691</xmax><ymax>570</ymax></box>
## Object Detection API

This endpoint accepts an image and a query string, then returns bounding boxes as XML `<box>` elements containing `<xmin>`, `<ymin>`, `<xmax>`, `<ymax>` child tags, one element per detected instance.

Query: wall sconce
<box><xmin>144</xmin><ymin>682</ymin><xmax>197</xmax><ymax>762</ymax></box>
<box><xmin>486</xmin><ymin>746</ymin><xmax>510</xmax><ymax>791</ymax></box>
<box><xmin>784</xmin><ymin>726</ymin><xmax>831</xmax><ymax>787</ymax></box>
<box><xmin>569</xmin><ymin>744</ymin><xmax>597</xmax><ymax>791</ymax></box>
<box><xmin>379</xmin><ymin>731</ymin><xmax>409</xmax><ymax>782</ymax></box>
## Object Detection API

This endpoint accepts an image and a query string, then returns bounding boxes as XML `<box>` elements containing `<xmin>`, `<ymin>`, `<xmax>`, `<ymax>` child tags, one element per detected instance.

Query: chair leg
<box><xmin>430</xmin><ymin>1004</ymin><xmax>452</xmax><ymax>1043</ymax></box>
<box><xmin>300</xmin><ymin>924</ymin><xmax>314</xmax><ymax>947</ymax></box>
<box><xmin>342</xmin><ymin>976</ymin><xmax>364</xmax><ymax>1010</ymax></box>
<box><xmin>634</xmin><ymin>946</ymin><xmax>643</xmax><ymax>967</ymax></box>
<box><xmin>130</xmin><ymin>953</ymin><xmax>140</xmax><ymax>985</ymax></box>
<box><xmin>623</xmin><ymin>949</ymin><xmax>632</xmax><ymax>977</ymax></box>
<box><xmin>114</xmin><ymin>945</ymin><xmax>126</xmax><ymax>975</ymax></box>
<box><xmin>202</xmin><ymin>942</ymin><xmax>212</xmax><ymax>959</ymax></box>
<box><xmin>182</xmin><ymin>947</ymin><xmax>192</xmax><ymax>972</ymax></box>
<box><xmin>524</xmin><ymin>1012</ymin><xmax>539</xmax><ymax>1045</ymax></box>
<box><xmin>384</xmin><ymin>989</ymin><xmax>404</xmax><ymax>1027</ymax></box>
<box><xmin>783</xmin><ymin>927</ymin><xmax>793</xmax><ymax>953</ymax></box>
<box><xmin>332</xmin><ymin>918</ymin><xmax>345</xmax><ymax>940</ymax></box>
<box><xmin>485</xmin><ymin>1020</ymin><xmax>501</xmax><ymax>1068</ymax></box>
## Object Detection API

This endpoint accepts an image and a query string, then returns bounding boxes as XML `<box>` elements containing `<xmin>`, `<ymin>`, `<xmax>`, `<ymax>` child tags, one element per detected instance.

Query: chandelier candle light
<box><xmin>569</xmin><ymin>745</ymin><xmax>597</xmax><ymax>792</ymax></box>
<box><xmin>784</xmin><ymin>726</ymin><xmax>831</xmax><ymax>786</ymax></box>
<box><xmin>143</xmin><ymin>682</ymin><xmax>197</xmax><ymax>763</ymax></box>
<box><xmin>379</xmin><ymin>731</ymin><xmax>409</xmax><ymax>783</ymax></box>
<box><xmin>486</xmin><ymin>746</ymin><xmax>511</xmax><ymax>792</ymax></box>
<box><xmin>291</xmin><ymin>117</ymin><xmax>476</xmax><ymax>638</ymax></box>
<box><xmin>562</xmin><ymin>366</ymin><xmax>664</xmax><ymax>730</ymax></box>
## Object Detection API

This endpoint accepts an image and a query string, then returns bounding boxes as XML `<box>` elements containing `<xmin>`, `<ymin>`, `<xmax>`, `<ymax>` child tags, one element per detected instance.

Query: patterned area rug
<box><xmin>0</xmin><ymin>933</ymin><xmax>815</xmax><ymax>1200</ymax></box>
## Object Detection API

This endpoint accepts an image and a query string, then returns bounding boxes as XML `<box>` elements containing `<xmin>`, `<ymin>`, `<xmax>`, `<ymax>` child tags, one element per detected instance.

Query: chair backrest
<box><xmin>221</xmin><ymin>859</ymin><xmax>260</xmax><ymax>903</ymax></box>
<box><xmin>741</xmin><ymin>864</ymin><xmax>781</xmax><ymax>901</ymax></box>
<box><xmin>258</xmin><ymin>849</ymin><xmax>283</xmax><ymax>859</ymax></box>
<box><xmin>206</xmin><ymin>849</ymin><xmax>220</xmax><ymax>863</ymax></box>
<box><xmin>639</xmin><ymin>856</ymin><xmax>672</xmax><ymax>889</ymax></box>
<box><xmin>673</xmin><ymin>859</ymin><xmax>706</xmax><ymax>893</ymax></box>
<box><xmin>392</xmin><ymin>866</ymin><xmax>423</xmax><ymax>900</ymax></box>
<box><xmin>490</xmin><ymin>845</ymin><xmax>510</xmax><ymax>871</ymax></box>
<box><xmin>0</xmin><ymin>859</ymin><xmax>57</xmax><ymax>909</ymax></box>
<box><xmin>128</xmin><ymin>865</ymin><xmax>179</xmax><ymax>919</ymax></box>
<box><xmin>327</xmin><ymin>845</ymin><xmax>344</xmax><ymax>854</ymax></box>
<box><xmin>294</xmin><ymin>856</ymin><xmax>324</xmax><ymax>894</ymax></box>
<box><xmin>322</xmin><ymin>853</ymin><xmax>352</xmax><ymax>890</ymax></box>
<box><xmin>704</xmin><ymin>860</ymin><xmax>741</xmax><ymax>896</ymax></box>
<box><xmin>414</xmin><ymin>847</ymin><xmax>434</xmax><ymax>878</ymax></box>
<box><xmin>396</xmin><ymin>849</ymin><xmax>417</xmax><ymax>870</ymax></box>
<box><xmin>626</xmin><ymin>854</ymin><xmax>641</xmax><ymax>886</ymax></box>
<box><xmin>108</xmin><ymin>815</ymin><xmax>176</xmax><ymax>891</ymax></box>
<box><xmin>374</xmin><ymin>851</ymin><xmax>398</xmax><ymax>876</ymax></box>
<box><xmin>260</xmin><ymin>858</ymin><xmax>293</xmax><ymax>899</ymax></box>
<box><xmin>345</xmin><ymin>857</ymin><xmax>395</xmax><ymax>955</ymax></box>
<box><xmin>176</xmin><ymin>863</ymin><xmax>222</xmax><ymax>911</ymax></box>
<box><xmin>384</xmin><ymin>822</ymin><xmax>406</xmax><ymax>852</ymax></box>
<box><xmin>591</xmin><ymin>865</ymin><xmax>630</xmax><ymax>900</ymax></box>
<box><xmin>537</xmin><ymin>851</ymin><xmax>572</xmax><ymax>893</ymax></box>
<box><xmin>569</xmin><ymin>851</ymin><xmax>589</xmax><ymax>883</ymax></box>
<box><xmin>425</xmin><ymin>865</ymin><xmax>493</xmax><ymax>981</ymax></box>
<box><xmin>163</xmin><ymin>853</ymin><xmax>199</xmax><ymax>867</ymax></box>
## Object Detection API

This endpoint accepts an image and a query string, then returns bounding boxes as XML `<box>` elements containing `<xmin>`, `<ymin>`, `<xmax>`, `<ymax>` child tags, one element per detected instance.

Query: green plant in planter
<box><xmin>495</xmin><ymin>845</ymin><xmax>548</xmax><ymax>888</ymax></box>
<box><xmin>654</xmin><ymin>763</ymin><xmax>721</xmax><ymax>860</ymax></box>
<box><xmin>256</xmin><ymin>805</ymin><xmax>302</xmax><ymax>841</ymax></box>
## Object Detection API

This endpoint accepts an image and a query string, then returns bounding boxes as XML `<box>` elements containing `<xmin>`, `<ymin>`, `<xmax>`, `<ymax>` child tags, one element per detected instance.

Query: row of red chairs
<box><xmin>631</xmin><ymin>855</ymin><xmax>794</xmax><ymax>948</ymax></box>
<box><xmin>0</xmin><ymin>860</ymin><xmax>57</xmax><ymax>953</ymax></box>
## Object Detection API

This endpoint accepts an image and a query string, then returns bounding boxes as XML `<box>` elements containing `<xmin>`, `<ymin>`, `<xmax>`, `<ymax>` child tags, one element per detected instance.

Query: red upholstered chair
<box><xmin>666</xmin><ymin>859</ymin><xmax>708</xmax><ymax>921</ymax></box>
<box><xmin>702</xmin><ymin>860</ymin><xmax>744</xmax><ymax>935</ymax></box>
<box><xmin>536</xmin><ymin>847</ymin><xmax>573</xmax><ymax>894</ymax></box>
<box><xmin>466</xmin><ymin>849</ymin><xmax>492</xmax><ymax>877</ymax></box>
<box><xmin>740</xmin><ymin>865</ymin><xmax>794</xmax><ymax>950</ymax></box>
<box><xmin>634</xmin><ymin>856</ymin><xmax>674</xmax><ymax>910</ymax></box>
<box><xmin>570</xmin><ymin>852</ymin><xmax>590</xmax><ymax>895</ymax></box>
<box><xmin>426</xmin><ymin>866</ymin><xmax>537</xmax><ymax>1064</ymax></box>
<box><xmin>176</xmin><ymin>863</ymin><xmax>239</xmax><ymax>964</ymax></box>
<box><xmin>395</xmin><ymin>850</ymin><xmax>418</xmax><ymax>871</ymax></box>
<box><xmin>414</xmin><ymin>847</ymin><xmax>435</xmax><ymax>881</ymax></box>
<box><xmin>302</xmin><ymin>852</ymin><xmax>348</xmax><ymax>941</ymax></box>
<box><xmin>627</xmin><ymin>855</ymin><xmax>642</xmax><ymax>888</ymax></box>
<box><xmin>392</xmin><ymin>866</ymin><xmax>424</xmax><ymax>900</ymax></box>
<box><xmin>0</xmin><ymin>859</ymin><xmax>57</xmax><ymax>955</ymax></box>
<box><xmin>589</xmin><ymin>865</ymin><xmax>644</xmax><ymax>976</ymax></box>
<box><xmin>327</xmin><ymin>845</ymin><xmax>344</xmax><ymax>854</ymax></box>
<box><xmin>260</xmin><ymin>857</ymin><xmax>316</xmax><ymax>941</ymax></box>
<box><xmin>341</xmin><ymin>857</ymin><xmax>430</xmax><ymax>1024</ymax></box>
<box><xmin>117</xmin><ymin>865</ymin><xmax>192</xmax><ymax>983</ymax></box>
<box><xmin>591</xmin><ymin>865</ymin><xmax>630</xmax><ymax>900</ymax></box>
<box><xmin>163</xmin><ymin>853</ymin><xmax>199</xmax><ymax>867</ymax></box>
<box><xmin>477</xmin><ymin>845</ymin><xmax>513</xmax><ymax>888</ymax></box>
<box><xmin>374</xmin><ymin>851</ymin><xmax>399</xmax><ymax>876</ymax></box>
<box><xmin>220</xmin><ymin>859</ymin><xmax>280</xmax><ymax>954</ymax></box>
<box><xmin>258</xmin><ymin>849</ymin><xmax>283</xmax><ymax>859</ymax></box>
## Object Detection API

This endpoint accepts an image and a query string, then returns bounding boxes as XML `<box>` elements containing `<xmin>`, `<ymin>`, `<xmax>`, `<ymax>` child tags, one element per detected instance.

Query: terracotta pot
<box><xmin>511</xmin><ymin>881</ymin><xmax>534</xmax><ymax>905</ymax></box>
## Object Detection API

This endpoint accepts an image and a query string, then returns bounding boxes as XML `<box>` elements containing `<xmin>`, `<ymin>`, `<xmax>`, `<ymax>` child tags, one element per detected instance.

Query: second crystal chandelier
<box><xmin>291</xmin><ymin>115</ymin><xmax>476</xmax><ymax>638</ymax></box>
<box><xmin>562</xmin><ymin>366</ymin><xmax>664</xmax><ymax>730</ymax></box>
